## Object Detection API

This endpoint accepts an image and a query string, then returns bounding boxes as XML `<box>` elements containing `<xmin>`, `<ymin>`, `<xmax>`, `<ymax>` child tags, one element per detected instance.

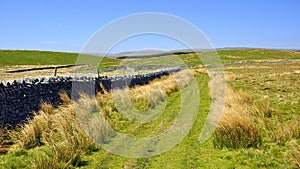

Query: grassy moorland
<box><xmin>0</xmin><ymin>49</ymin><xmax>299</xmax><ymax>168</ymax></box>
<box><xmin>218</xmin><ymin>49</ymin><xmax>300</xmax><ymax>63</ymax></box>
<box><xmin>124</xmin><ymin>49</ymin><xmax>300</xmax><ymax>67</ymax></box>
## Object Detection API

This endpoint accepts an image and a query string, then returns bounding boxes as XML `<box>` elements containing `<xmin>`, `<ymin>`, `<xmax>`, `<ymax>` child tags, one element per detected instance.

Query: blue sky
<box><xmin>0</xmin><ymin>0</ymin><xmax>299</xmax><ymax>53</ymax></box>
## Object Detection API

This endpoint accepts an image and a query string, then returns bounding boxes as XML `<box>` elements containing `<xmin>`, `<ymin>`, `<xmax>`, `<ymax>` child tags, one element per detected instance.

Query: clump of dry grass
<box><xmin>0</xmin><ymin>123</ymin><xmax>11</xmax><ymax>155</ymax></box>
<box><xmin>96</xmin><ymin>84</ymin><xmax>117</xmax><ymax>119</ymax></box>
<box><xmin>110</xmin><ymin>69</ymin><xmax>193</xmax><ymax>112</ymax></box>
<box><xmin>0</xmin><ymin>123</ymin><xmax>8</xmax><ymax>145</ymax></box>
<box><xmin>76</xmin><ymin>92</ymin><xmax>113</xmax><ymax>144</ymax></box>
<box><xmin>264</xmin><ymin>119</ymin><xmax>293</xmax><ymax>144</ymax></box>
<box><xmin>10</xmin><ymin>93</ymin><xmax>99</xmax><ymax>168</ymax></box>
<box><xmin>264</xmin><ymin>116</ymin><xmax>300</xmax><ymax>144</ymax></box>
<box><xmin>290</xmin><ymin>118</ymin><xmax>300</xmax><ymax>139</ymax></box>
<box><xmin>93</xmin><ymin>69</ymin><xmax>194</xmax><ymax>133</ymax></box>
<box><xmin>288</xmin><ymin>140</ymin><xmax>300</xmax><ymax>168</ymax></box>
<box><xmin>213</xmin><ymin>87</ymin><xmax>262</xmax><ymax>149</ymax></box>
<box><xmin>291</xmin><ymin>150</ymin><xmax>300</xmax><ymax>168</ymax></box>
<box><xmin>10</xmin><ymin>111</ymin><xmax>50</xmax><ymax>149</ymax></box>
<box><xmin>213</xmin><ymin>84</ymin><xmax>300</xmax><ymax>149</ymax></box>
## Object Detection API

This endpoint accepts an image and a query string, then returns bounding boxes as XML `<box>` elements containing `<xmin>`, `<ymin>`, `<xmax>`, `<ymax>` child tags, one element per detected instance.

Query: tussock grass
<box><xmin>286</xmin><ymin>139</ymin><xmax>300</xmax><ymax>168</ymax></box>
<box><xmin>10</xmin><ymin>93</ymin><xmax>99</xmax><ymax>168</ymax></box>
<box><xmin>213</xmin><ymin>87</ymin><xmax>262</xmax><ymax>149</ymax></box>
<box><xmin>10</xmin><ymin>111</ymin><xmax>49</xmax><ymax>149</ymax></box>
<box><xmin>99</xmin><ymin>69</ymin><xmax>193</xmax><ymax>114</ymax></box>
<box><xmin>75</xmin><ymin>93</ymin><xmax>113</xmax><ymax>144</ymax></box>
<box><xmin>130</xmin><ymin>69</ymin><xmax>192</xmax><ymax>107</ymax></box>
<box><xmin>214</xmin><ymin>85</ymin><xmax>300</xmax><ymax>149</ymax></box>
<box><xmin>0</xmin><ymin>124</ymin><xmax>8</xmax><ymax>145</ymax></box>
<box><xmin>264</xmin><ymin>117</ymin><xmax>300</xmax><ymax>144</ymax></box>
<box><xmin>289</xmin><ymin>143</ymin><xmax>300</xmax><ymax>168</ymax></box>
<box><xmin>0</xmin><ymin>124</ymin><xmax>11</xmax><ymax>155</ymax></box>
<box><xmin>290</xmin><ymin>118</ymin><xmax>300</xmax><ymax>139</ymax></box>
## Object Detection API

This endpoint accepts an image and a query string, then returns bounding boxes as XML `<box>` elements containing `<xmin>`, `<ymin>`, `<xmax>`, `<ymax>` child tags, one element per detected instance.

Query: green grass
<box><xmin>98</xmin><ymin>57</ymin><xmax>121</xmax><ymax>70</ymax></box>
<box><xmin>123</xmin><ymin>55</ymin><xmax>186</xmax><ymax>67</ymax></box>
<box><xmin>179</xmin><ymin>53</ymin><xmax>204</xmax><ymax>66</ymax></box>
<box><xmin>77</xmin><ymin>72</ymin><xmax>212</xmax><ymax>168</ymax></box>
<box><xmin>0</xmin><ymin>50</ymin><xmax>78</xmax><ymax>66</ymax></box>
<box><xmin>0</xmin><ymin>148</ymin><xmax>33</xmax><ymax>168</ymax></box>
<box><xmin>0</xmin><ymin>50</ymin><xmax>121</xmax><ymax>70</ymax></box>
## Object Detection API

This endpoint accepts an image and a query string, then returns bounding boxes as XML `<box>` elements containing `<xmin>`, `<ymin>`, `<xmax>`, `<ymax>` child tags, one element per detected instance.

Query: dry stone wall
<box><xmin>0</xmin><ymin>68</ymin><xmax>180</xmax><ymax>127</ymax></box>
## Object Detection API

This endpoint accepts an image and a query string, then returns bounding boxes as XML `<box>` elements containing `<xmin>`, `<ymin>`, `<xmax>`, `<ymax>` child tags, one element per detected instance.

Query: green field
<box><xmin>0</xmin><ymin>50</ymin><xmax>78</xmax><ymax>66</ymax></box>
<box><xmin>0</xmin><ymin>49</ymin><xmax>300</xmax><ymax>168</ymax></box>
<box><xmin>0</xmin><ymin>50</ymin><xmax>121</xmax><ymax>70</ymax></box>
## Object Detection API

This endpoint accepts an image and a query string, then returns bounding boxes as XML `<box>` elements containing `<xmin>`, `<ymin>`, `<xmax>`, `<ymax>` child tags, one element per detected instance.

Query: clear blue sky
<box><xmin>1</xmin><ymin>0</ymin><xmax>299</xmax><ymax>53</ymax></box>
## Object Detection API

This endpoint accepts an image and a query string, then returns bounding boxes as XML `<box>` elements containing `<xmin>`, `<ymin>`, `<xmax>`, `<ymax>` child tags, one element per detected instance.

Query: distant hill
<box><xmin>113</xmin><ymin>48</ymin><xmax>214</xmax><ymax>59</ymax></box>
<box><xmin>113</xmin><ymin>47</ymin><xmax>300</xmax><ymax>59</ymax></box>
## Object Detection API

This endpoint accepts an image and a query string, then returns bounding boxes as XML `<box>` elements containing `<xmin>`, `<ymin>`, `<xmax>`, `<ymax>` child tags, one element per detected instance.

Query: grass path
<box><xmin>78</xmin><ymin>72</ymin><xmax>211</xmax><ymax>168</ymax></box>
<box><xmin>78</xmin><ymin>72</ymin><xmax>295</xmax><ymax>169</ymax></box>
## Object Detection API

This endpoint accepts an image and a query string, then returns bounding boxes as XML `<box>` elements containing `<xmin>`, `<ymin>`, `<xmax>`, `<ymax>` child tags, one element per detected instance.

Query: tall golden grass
<box><xmin>264</xmin><ymin>116</ymin><xmax>300</xmax><ymax>144</ymax></box>
<box><xmin>10</xmin><ymin>93</ymin><xmax>98</xmax><ymax>168</ymax></box>
<box><xmin>0</xmin><ymin>124</ymin><xmax>11</xmax><ymax>155</ymax></box>
<box><xmin>113</xmin><ymin>69</ymin><xmax>193</xmax><ymax>111</ymax></box>
<box><xmin>213</xmin><ymin>87</ymin><xmax>262</xmax><ymax>149</ymax></box>
<box><xmin>0</xmin><ymin>124</ymin><xmax>7</xmax><ymax>146</ymax></box>
<box><xmin>289</xmin><ymin>142</ymin><xmax>300</xmax><ymax>168</ymax></box>
<box><xmin>214</xmin><ymin>85</ymin><xmax>300</xmax><ymax>149</ymax></box>
<box><xmin>97</xmin><ymin>69</ymin><xmax>193</xmax><ymax>118</ymax></box>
